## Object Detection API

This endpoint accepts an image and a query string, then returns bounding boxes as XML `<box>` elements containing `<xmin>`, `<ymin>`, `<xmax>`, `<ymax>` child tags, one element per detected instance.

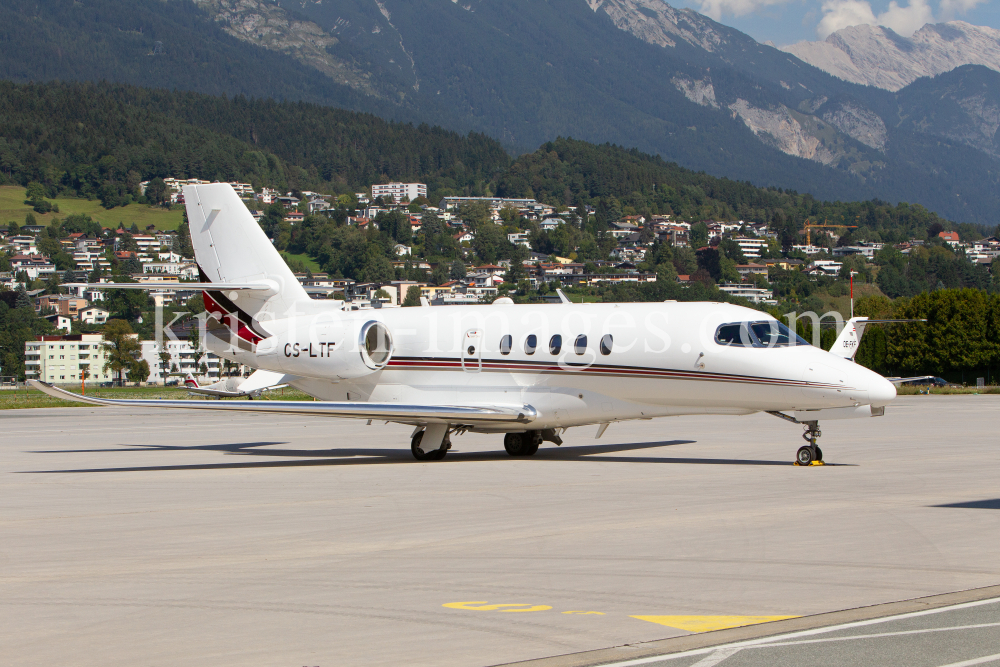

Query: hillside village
<box><xmin>3</xmin><ymin>178</ymin><xmax>1000</xmax><ymax>385</ymax></box>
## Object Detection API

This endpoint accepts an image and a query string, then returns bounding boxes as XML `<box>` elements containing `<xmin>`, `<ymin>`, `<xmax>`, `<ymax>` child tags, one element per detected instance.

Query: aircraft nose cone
<box><xmin>868</xmin><ymin>374</ymin><xmax>897</xmax><ymax>406</ymax></box>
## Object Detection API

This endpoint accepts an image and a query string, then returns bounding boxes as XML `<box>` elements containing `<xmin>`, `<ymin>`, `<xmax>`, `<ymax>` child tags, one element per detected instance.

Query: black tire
<box><xmin>411</xmin><ymin>431</ymin><xmax>447</xmax><ymax>461</ymax></box>
<box><xmin>504</xmin><ymin>432</ymin><xmax>527</xmax><ymax>456</ymax></box>
<box><xmin>522</xmin><ymin>439</ymin><xmax>539</xmax><ymax>456</ymax></box>
<box><xmin>814</xmin><ymin>446</ymin><xmax>823</xmax><ymax>462</ymax></box>
<box><xmin>796</xmin><ymin>445</ymin><xmax>815</xmax><ymax>466</ymax></box>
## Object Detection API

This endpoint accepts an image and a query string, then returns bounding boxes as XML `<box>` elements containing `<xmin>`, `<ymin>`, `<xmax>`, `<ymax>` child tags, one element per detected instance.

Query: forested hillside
<box><xmin>0</xmin><ymin>0</ymin><xmax>384</xmax><ymax>114</ymax></box>
<box><xmin>498</xmin><ymin>139</ymin><xmax>983</xmax><ymax>245</ymax></box>
<box><xmin>0</xmin><ymin>81</ymin><xmax>509</xmax><ymax>205</ymax></box>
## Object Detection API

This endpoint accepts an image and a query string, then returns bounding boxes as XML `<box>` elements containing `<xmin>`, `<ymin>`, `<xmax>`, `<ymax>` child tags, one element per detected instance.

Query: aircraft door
<box><xmin>462</xmin><ymin>329</ymin><xmax>482</xmax><ymax>373</ymax></box>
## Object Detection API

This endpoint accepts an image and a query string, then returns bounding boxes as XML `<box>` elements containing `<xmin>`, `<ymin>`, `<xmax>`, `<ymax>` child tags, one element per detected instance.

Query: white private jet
<box><xmin>183</xmin><ymin>370</ymin><xmax>288</xmax><ymax>398</ymax></box>
<box><xmin>33</xmin><ymin>183</ymin><xmax>898</xmax><ymax>465</ymax></box>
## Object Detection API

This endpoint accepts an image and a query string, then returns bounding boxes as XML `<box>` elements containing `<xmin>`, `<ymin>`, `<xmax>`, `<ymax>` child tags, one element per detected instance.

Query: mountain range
<box><xmin>784</xmin><ymin>21</ymin><xmax>1000</xmax><ymax>92</ymax></box>
<box><xmin>1</xmin><ymin>0</ymin><xmax>999</xmax><ymax>225</ymax></box>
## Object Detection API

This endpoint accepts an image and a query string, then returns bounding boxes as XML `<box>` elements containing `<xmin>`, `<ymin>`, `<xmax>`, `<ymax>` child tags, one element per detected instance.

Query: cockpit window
<box><xmin>715</xmin><ymin>321</ymin><xmax>808</xmax><ymax>348</ymax></box>
<box><xmin>715</xmin><ymin>323</ymin><xmax>755</xmax><ymax>347</ymax></box>
<box><xmin>750</xmin><ymin>321</ymin><xmax>808</xmax><ymax>347</ymax></box>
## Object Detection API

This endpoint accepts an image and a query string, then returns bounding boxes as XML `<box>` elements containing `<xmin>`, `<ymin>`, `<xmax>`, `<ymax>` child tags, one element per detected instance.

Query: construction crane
<box><xmin>804</xmin><ymin>222</ymin><xmax>857</xmax><ymax>246</ymax></box>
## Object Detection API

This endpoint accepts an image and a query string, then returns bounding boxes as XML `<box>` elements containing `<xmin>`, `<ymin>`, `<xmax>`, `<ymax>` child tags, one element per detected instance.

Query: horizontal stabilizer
<box><xmin>29</xmin><ymin>381</ymin><xmax>536</xmax><ymax>425</ymax></box>
<box><xmin>62</xmin><ymin>282</ymin><xmax>276</xmax><ymax>292</ymax></box>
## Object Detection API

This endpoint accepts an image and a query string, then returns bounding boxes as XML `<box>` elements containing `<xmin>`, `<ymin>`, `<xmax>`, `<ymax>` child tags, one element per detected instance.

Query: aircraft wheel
<box><xmin>504</xmin><ymin>432</ymin><xmax>528</xmax><ymax>456</ymax></box>
<box><xmin>796</xmin><ymin>445</ymin><xmax>816</xmax><ymax>466</ymax></box>
<box><xmin>814</xmin><ymin>446</ymin><xmax>823</xmax><ymax>462</ymax></box>
<box><xmin>411</xmin><ymin>431</ymin><xmax>448</xmax><ymax>461</ymax></box>
<box><xmin>522</xmin><ymin>440</ymin><xmax>539</xmax><ymax>456</ymax></box>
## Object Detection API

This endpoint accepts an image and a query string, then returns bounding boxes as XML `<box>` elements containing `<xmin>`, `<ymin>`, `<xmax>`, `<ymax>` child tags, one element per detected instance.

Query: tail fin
<box><xmin>184</xmin><ymin>373</ymin><xmax>200</xmax><ymax>389</ymax></box>
<box><xmin>183</xmin><ymin>184</ymin><xmax>308</xmax><ymax>319</ymax></box>
<box><xmin>830</xmin><ymin>317</ymin><xmax>868</xmax><ymax>360</ymax></box>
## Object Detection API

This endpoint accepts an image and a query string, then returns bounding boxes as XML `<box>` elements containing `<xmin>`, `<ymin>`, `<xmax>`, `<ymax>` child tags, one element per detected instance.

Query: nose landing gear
<box><xmin>795</xmin><ymin>421</ymin><xmax>824</xmax><ymax>466</ymax></box>
<box><xmin>767</xmin><ymin>412</ymin><xmax>826</xmax><ymax>466</ymax></box>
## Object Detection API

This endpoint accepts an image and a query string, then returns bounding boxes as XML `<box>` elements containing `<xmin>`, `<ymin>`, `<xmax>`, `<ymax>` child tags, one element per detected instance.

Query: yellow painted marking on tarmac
<box><xmin>563</xmin><ymin>611</ymin><xmax>605</xmax><ymax>615</ymax></box>
<box><xmin>443</xmin><ymin>601</ymin><xmax>551</xmax><ymax>612</ymax></box>
<box><xmin>630</xmin><ymin>615</ymin><xmax>798</xmax><ymax>632</ymax></box>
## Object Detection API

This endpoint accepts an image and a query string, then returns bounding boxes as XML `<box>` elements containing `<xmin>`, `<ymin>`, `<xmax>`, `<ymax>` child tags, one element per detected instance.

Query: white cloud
<box><xmin>878</xmin><ymin>0</ymin><xmax>935</xmax><ymax>35</ymax></box>
<box><xmin>696</xmin><ymin>0</ymin><xmax>792</xmax><ymax>21</ymax></box>
<box><xmin>939</xmin><ymin>0</ymin><xmax>989</xmax><ymax>19</ymax></box>
<box><xmin>816</xmin><ymin>0</ymin><xmax>939</xmax><ymax>38</ymax></box>
<box><xmin>817</xmin><ymin>0</ymin><xmax>877</xmax><ymax>37</ymax></box>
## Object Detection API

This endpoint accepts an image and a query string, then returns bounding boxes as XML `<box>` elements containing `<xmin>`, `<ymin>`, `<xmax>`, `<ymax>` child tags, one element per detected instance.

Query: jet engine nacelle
<box><xmin>260</xmin><ymin>316</ymin><xmax>393</xmax><ymax>380</ymax></box>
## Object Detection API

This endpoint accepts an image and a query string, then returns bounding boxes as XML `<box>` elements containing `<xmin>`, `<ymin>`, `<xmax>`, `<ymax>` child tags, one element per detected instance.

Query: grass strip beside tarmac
<box><xmin>0</xmin><ymin>385</ymin><xmax>318</xmax><ymax>410</ymax></box>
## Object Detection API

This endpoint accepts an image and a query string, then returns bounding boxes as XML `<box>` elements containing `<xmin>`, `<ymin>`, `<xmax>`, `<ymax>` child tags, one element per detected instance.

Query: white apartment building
<box><xmin>227</xmin><ymin>182</ymin><xmax>255</xmax><ymax>198</ymax></box>
<box><xmin>439</xmin><ymin>196</ymin><xmax>539</xmax><ymax>212</ymax></box>
<box><xmin>6</xmin><ymin>236</ymin><xmax>37</xmax><ymax>254</ymax></box>
<box><xmin>733</xmin><ymin>237</ymin><xmax>768</xmax><ymax>259</ymax></box>
<box><xmin>717</xmin><ymin>283</ymin><xmax>776</xmax><ymax>305</ymax></box>
<box><xmin>24</xmin><ymin>334</ymin><xmax>120</xmax><ymax>384</ymax></box>
<box><xmin>143</xmin><ymin>261</ymin><xmax>197</xmax><ymax>277</ymax></box>
<box><xmin>372</xmin><ymin>182</ymin><xmax>427</xmax><ymax>203</ymax></box>
<box><xmin>791</xmin><ymin>244</ymin><xmax>824</xmax><ymax>255</ymax></box>
<box><xmin>140</xmin><ymin>340</ymin><xmax>222</xmax><ymax>384</ymax></box>
<box><xmin>508</xmin><ymin>232</ymin><xmax>530</xmax><ymax>247</ymax></box>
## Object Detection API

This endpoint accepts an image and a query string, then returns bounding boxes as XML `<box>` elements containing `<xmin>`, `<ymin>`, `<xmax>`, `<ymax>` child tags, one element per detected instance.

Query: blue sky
<box><xmin>676</xmin><ymin>0</ymin><xmax>1000</xmax><ymax>47</ymax></box>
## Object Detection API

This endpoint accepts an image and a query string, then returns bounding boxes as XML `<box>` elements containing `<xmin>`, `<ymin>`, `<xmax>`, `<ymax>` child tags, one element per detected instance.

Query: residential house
<box><xmin>10</xmin><ymin>255</ymin><xmax>56</xmax><ymax>280</ymax></box>
<box><xmin>736</xmin><ymin>264</ymin><xmax>769</xmax><ymax>281</ymax></box>
<box><xmin>79</xmin><ymin>306</ymin><xmax>110</xmax><ymax>325</ymax></box>
<box><xmin>35</xmin><ymin>295</ymin><xmax>89</xmax><ymax>319</ymax></box>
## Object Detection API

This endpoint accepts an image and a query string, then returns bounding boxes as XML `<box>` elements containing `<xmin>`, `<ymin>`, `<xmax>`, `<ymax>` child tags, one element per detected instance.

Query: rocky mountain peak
<box><xmin>783</xmin><ymin>21</ymin><xmax>1000</xmax><ymax>91</ymax></box>
<box><xmin>587</xmin><ymin>0</ymin><xmax>726</xmax><ymax>52</ymax></box>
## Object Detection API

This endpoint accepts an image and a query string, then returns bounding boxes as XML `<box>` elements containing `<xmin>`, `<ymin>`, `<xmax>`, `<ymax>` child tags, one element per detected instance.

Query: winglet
<box><xmin>29</xmin><ymin>380</ymin><xmax>105</xmax><ymax>406</ymax></box>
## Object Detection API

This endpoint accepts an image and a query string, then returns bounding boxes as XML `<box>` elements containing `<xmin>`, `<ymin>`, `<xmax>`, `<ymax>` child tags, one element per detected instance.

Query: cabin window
<box><xmin>574</xmin><ymin>334</ymin><xmax>587</xmax><ymax>355</ymax></box>
<box><xmin>600</xmin><ymin>334</ymin><xmax>613</xmax><ymax>355</ymax></box>
<box><xmin>524</xmin><ymin>334</ymin><xmax>537</xmax><ymax>355</ymax></box>
<box><xmin>500</xmin><ymin>335</ymin><xmax>512</xmax><ymax>355</ymax></box>
<box><xmin>549</xmin><ymin>335</ymin><xmax>562</xmax><ymax>354</ymax></box>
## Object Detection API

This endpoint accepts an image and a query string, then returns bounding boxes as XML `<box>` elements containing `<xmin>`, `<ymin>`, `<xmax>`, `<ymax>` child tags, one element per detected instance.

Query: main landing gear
<box><xmin>503</xmin><ymin>429</ymin><xmax>563</xmax><ymax>457</ymax></box>
<box><xmin>411</xmin><ymin>425</ymin><xmax>452</xmax><ymax>461</ymax></box>
<box><xmin>795</xmin><ymin>421</ymin><xmax>824</xmax><ymax>466</ymax></box>
<box><xmin>409</xmin><ymin>427</ymin><xmax>566</xmax><ymax>461</ymax></box>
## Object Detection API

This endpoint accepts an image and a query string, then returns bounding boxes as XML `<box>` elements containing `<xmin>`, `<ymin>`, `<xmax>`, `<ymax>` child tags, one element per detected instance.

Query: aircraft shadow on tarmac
<box><xmin>21</xmin><ymin>438</ymin><xmax>823</xmax><ymax>473</ymax></box>
<box><xmin>932</xmin><ymin>499</ymin><xmax>1000</xmax><ymax>509</ymax></box>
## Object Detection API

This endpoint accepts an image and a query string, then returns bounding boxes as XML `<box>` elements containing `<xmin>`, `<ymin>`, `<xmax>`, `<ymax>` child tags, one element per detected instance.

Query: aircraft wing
<box><xmin>886</xmin><ymin>376</ymin><xmax>937</xmax><ymax>385</ymax></box>
<box><xmin>29</xmin><ymin>381</ymin><xmax>535</xmax><ymax>425</ymax></box>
